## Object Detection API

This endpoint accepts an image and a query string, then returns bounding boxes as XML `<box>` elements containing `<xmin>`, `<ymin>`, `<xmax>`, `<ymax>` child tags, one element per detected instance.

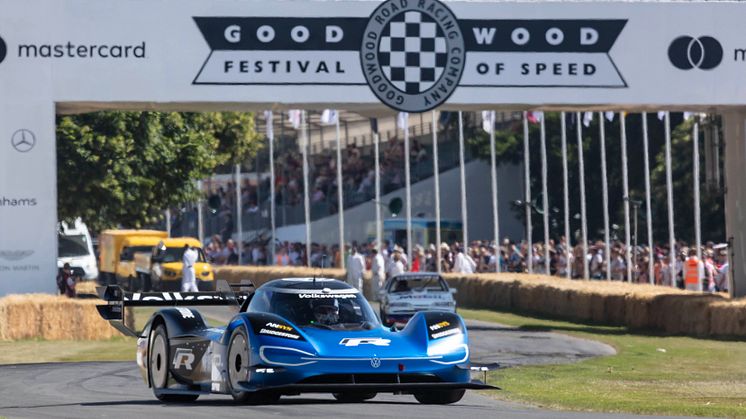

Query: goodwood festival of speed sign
<box><xmin>193</xmin><ymin>0</ymin><xmax>627</xmax><ymax>113</ymax></box>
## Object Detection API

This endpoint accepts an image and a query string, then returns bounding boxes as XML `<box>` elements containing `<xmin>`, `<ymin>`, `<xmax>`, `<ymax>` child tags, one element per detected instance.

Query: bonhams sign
<box><xmin>194</xmin><ymin>0</ymin><xmax>626</xmax><ymax>112</ymax></box>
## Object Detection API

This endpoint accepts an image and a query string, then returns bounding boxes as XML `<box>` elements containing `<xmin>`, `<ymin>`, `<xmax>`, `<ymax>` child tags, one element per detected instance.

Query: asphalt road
<box><xmin>0</xmin><ymin>310</ymin><xmax>695</xmax><ymax>419</ymax></box>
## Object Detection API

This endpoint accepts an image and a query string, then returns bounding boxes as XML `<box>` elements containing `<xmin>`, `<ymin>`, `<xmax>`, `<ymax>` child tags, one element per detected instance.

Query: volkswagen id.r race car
<box><xmin>97</xmin><ymin>278</ymin><xmax>497</xmax><ymax>404</ymax></box>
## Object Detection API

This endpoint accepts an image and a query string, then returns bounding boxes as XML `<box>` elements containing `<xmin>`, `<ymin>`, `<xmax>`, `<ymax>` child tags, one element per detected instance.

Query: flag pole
<box><xmin>577</xmin><ymin>112</ymin><xmax>589</xmax><ymax>280</ymax></box>
<box><xmin>404</xmin><ymin>113</ymin><xmax>413</xmax><ymax>265</ymax></box>
<box><xmin>374</xmin><ymin>131</ymin><xmax>382</xmax><ymax>255</ymax></box>
<box><xmin>693</xmin><ymin>118</ymin><xmax>702</xmax><ymax>263</ymax></box>
<box><xmin>458</xmin><ymin>111</ymin><xmax>469</xmax><ymax>250</ymax></box>
<box><xmin>523</xmin><ymin>112</ymin><xmax>533</xmax><ymax>274</ymax></box>
<box><xmin>540</xmin><ymin>114</ymin><xmax>550</xmax><ymax>274</ymax></box>
<box><xmin>488</xmin><ymin>111</ymin><xmax>501</xmax><ymax>273</ymax></box>
<box><xmin>642</xmin><ymin>113</ymin><xmax>654</xmax><ymax>284</ymax></box>
<box><xmin>621</xmin><ymin>112</ymin><xmax>632</xmax><ymax>282</ymax></box>
<box><xmin>665</xmin><ymin>111</ymin><xmax>676</xmax><ymax>287</ymax></box>
<box><xmin>267</xmin><ymin>111</ymin><xmax>276</xmax><ymax>266</ymax></box>
<box><xmin>560</xmin><ymin>112</ymin><xmax>571</xmax><ymax>280</ymax></box>
<box><xmin>235</xmin><ymin>163</ymin><xmax>243</xmax><ymax>265</ymax></box>
<box><xmin>301</xmin><ymin>111</ymin><xmax>312</xmax><ymax>268</ymax></box>
<box><xmin>432</xmin><ymin>111</ymin><xmax>442</xmax><ymax>273</ymax></box>
<box><xmin>599</xmin><ymin>112</ymin><xmax>611</xmax><ymax>281</ymax></box>
<box><xmin>335</xmin><ymin>115</ymin><xmax>345</xmax><ymax>270</ymax></box>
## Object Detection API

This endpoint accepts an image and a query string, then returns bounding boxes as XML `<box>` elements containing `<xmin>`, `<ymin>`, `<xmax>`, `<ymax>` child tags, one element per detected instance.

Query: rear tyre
<box><xmin>332</xmin><ymin>392</ymin><xmax>377</xmax><ymax>402</ymax></box>
<box><xmin>413</xmin><ymin>389</ymin><xmax>465</xmax><ymax>405</ymax></box>
<box><xmin>148</xmin><ymin>324</ymin><xmax>199</xmax><ymax>403</ymax></box>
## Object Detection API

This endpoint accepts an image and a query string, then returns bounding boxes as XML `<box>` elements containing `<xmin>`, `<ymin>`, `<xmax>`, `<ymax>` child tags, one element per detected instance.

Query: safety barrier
<box><xmin>0</xmin><ymin>294</ymin><xmax>132</xmax><ymax>341</ymax></box>
<box><xmin>215</xmin><ymin>266</ymin><xmax>746</xmax><ymax>338</ymax></box>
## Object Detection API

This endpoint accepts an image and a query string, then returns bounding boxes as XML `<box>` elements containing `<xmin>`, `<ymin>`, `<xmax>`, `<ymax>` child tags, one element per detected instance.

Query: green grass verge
<box><xmin>460</xmin><ymin>308</ymin><xmax>746</xmax><ymax>418</ymax></box>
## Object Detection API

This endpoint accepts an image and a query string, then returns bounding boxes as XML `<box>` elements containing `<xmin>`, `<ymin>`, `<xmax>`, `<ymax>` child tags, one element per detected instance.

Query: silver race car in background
<box><xmin>379</xmin><ymin>273</ymin><xmax>457</xmax><ymax>327</ymax></box>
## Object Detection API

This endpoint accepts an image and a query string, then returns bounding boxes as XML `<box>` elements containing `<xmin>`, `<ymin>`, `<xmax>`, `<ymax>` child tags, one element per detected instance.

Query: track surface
<box><xmin>0</xmin><ymin>314</ymin><xmax>694</xmax><ymax>419</ymax></box>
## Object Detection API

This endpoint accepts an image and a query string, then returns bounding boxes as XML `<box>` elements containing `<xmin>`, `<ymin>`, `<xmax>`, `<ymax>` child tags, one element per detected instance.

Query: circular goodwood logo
<box><xmin>361</xmin><ymin>0</ymin><xmax>465</xmax><ymax>113</ymax></box>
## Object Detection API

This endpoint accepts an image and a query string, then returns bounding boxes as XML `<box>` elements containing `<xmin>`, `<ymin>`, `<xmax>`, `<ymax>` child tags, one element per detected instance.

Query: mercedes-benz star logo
<box><xmin>11</xmin><ymin>129</ymin><xmax>36</xmax><ymax>153</ymax></box>
<box><xmin>370</xmin><ymin>357</ymin><xmax>381</xmax><ymax>369</ymax></box>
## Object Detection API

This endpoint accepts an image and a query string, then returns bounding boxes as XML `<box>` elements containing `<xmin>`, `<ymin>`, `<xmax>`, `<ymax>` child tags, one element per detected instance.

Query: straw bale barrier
<box><xmin>0</xmin><ymin>294</ymin><xmax>132</xmax><ymax>341</ymax></box>
<box><xmin>215</xmin><ymin>266</ymin><xmax>746</xmax><ymax>338</ymax></box>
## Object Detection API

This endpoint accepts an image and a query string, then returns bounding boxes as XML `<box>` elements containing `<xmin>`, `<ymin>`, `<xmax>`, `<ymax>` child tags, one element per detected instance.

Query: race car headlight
<box><xmin>433</xmin><ymin>301</ymin><xmax>455</xmax><ymax>307</ymax></box>
<box><xmin>388</xmin><ymin>302</ymin><xmax>411</xmax><ymax>308</ymax></box>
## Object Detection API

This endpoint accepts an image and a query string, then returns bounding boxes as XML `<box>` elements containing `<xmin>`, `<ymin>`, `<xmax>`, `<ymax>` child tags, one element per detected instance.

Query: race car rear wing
<box><xmin>96</xmin><ymin>281</ymin><xmax>253</xmax><ymax>337</ymax></box>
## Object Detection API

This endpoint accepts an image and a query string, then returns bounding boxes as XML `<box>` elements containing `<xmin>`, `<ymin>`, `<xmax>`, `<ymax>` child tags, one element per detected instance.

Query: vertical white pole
<box><xmin>374</xmin><ymin>132</ymin><xmax>382</xmax><ymax>254</ymax></box>
<box><xmin>301</xmin><ymin>111</ymin><xmax>312</xmax><ymax>267</ymax></box>
<box><xmin>165</xmin><ymin>209</ymin><xmax>171</xmax><ymax>238</ymax></box>
<box><xmin>404</xmin><ymin>114</ymin><xmax>413</xmax><ymax>265</ymax></box>
<box><xmin>576</xmin><ymin>112</ymin><xmax>589</xmax><ymax>279</ymax></box>
<box><xmin>665</xmin><ymin>111</ymin><xmax>677</xmax><ymax>286</ymax></box>
<box><xmin>196</xmin><ymin>180</ymin><xmax>204</xmax><ymax>246</ymax></box>
<box><xmin>458</xmin><ymin>111</ymin><xmax>469</xmax><ymax>249</ymax></box>
<box><xmin>235</xmin><ymin>163</ymin><xmax>243</xmax><ymax>265</ymax></box>
<box><xmin>599</xmin><ymin>112</ymin><xmax>611</xmax><ymax>281</ymax></box>
<box><xmin>693</xmin><ymin>119</ymin><xmax>702</xmax><ymax>262</ymax></box>
<box><xmin>488</xmin><ymin>111</ymin><xmax>501</xmax><ymax>273</ymax></box>
<box><xmin>540</xmin><ymin>115</ymin><xmax>550</xmax><ymax>274</ymax></box>
<box><xmin>523</xmin><ymin>112</ymin><xmax>533</xmax><ymax>273</ymax></box>
<box><xmin>560</xmin><ymin>112</ymin><xmax>571</xmax><ymax>280</ymax></box>
<box><xmin>642</xmin><ymin>113</ymin><xmax>654</xmax><ymax>284</ymax></box>
<box><xmin>267</xmin><ymin>112</ymin><xmax>276</xmax><ymax>266</ymax></box>
<box><xmin>621</xmin><ymin>113</ymin><xmax>632</xmax><ymax>282</ymax></box>
<box><xmin>433</xmin><ymin>111</ymin><xmax>442</xmax><ymax>274</ymax></box>
<box><xmin>336</xmin><ymin>117</ymin><xmax>345</xmax><ymax>270</ymax></box>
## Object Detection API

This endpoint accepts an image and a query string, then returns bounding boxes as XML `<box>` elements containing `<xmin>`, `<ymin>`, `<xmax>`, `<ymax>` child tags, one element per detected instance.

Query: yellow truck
<box><xmin>135</xmin><ymin>237</ymin><xmax>215</xmax><ymax>291</ymax></box>
<box><xmin>98</xmin><ymin>229</ymin><xmax>168</xmax><ymax>288</ymax></box>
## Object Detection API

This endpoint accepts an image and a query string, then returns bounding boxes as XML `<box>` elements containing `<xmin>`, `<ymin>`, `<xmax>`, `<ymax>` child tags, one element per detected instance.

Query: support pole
<box><xmin>576</xmin><ymin>112</ymin><xmax>589</xmax><ymax>280</ymax></box>
<box><xmin>540</xmin><ymin>114</ymin><xmax>550</xmax><ymax>274</ymax></box>
<box><xmin>267</xmin><ymin>111</ymin><xmax>276</xmax><ymax>266</ymax></box>
<box><xmin>488</xmin><ymin>110</ymin><xmax>501</xmax><ymax>273</ymax></box>
<box><xmin>665</xmin><ymin>111</ymin><xmax>676</xmax><ymax>287</ymax></box>
<box><xmin>693</xmin><ymin>119</ymin><xmax>702</xmax><ymax>263</ymax></box>
<box><xmin>404</xmin><ymin>114</ymin><xmax>413</xmax><ymax>265</ymax></box>
<box><xmin>165</xmin><ymin>209</ymin><xmax>171</xmax><ymax>238</ymax></box>
<box><xmin>301</xmin><ymin>111</ymin><xmax>311</xmax><ymax>267</ymax></box>
<box><xmin>374</xmin><ymin>132</ymin><xmax>382</xmax><ymax>255</ymax></box>
<box><xmin>642</xmin><ymin>113</ymin><xmax>655</xmax><ymax>284</ymax></box>
<box><xmin>523</xmin><ymin>112</ymin><xmax>533</xmax><ymax>274</ymax></box>
<box><xmin>433</xmin><ymin>111</ymin><xmax>442</xmax><ymax>274</ymax></box>
<box><xmin>336</xmin><ymin>116</ymin><xmax>345</xmax><ymax>270</ymax></box>
<box><xmin>723</xmin><ymin>111</ymin><xmax>746</xmax><ymax>297</ymax></box>
<box><xmin>458</xmin><ymin>111</ymin><xmax>469</xmax><ymax>249</ymax></box>
<box><xmin>599</xmin><ymin>112</ymin><xmax>611</xmax><ymax>281</ymax></box>
<box><xmin>196</xmin><ymin>180</ymin><xmax>204</xmax><ymax>246</ymax></box>
<box><xmin>621</xmin><ymin>113</ymin><xmax>632</xmax><ymax>282</ymax></box>
<box><xmin>235</xmin><ymin>163</ymin><xmax>243</xmax><ymax>265</ymax></box>
<box><xmin>560</xmin><ymin>112</ymin><xmax>571</xmax><ymax>280</ymax></box>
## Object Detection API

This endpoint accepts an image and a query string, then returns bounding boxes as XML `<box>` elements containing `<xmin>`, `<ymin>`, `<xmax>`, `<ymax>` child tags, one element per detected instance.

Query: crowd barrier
<box><xmin>215</xmin><ymin>266</ymin><xmax>746</xmax><ymax>338</ymax></box>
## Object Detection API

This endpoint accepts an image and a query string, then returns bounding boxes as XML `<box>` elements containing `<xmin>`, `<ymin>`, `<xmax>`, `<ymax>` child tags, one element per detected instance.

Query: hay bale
<box><xmin>709</xmin><ymin>299</ymin><xmax>746</xmax><ymax>336</ymax></box>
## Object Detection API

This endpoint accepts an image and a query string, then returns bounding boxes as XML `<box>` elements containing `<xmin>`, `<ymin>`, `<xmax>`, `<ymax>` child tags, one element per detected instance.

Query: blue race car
<box><xmin>97</xmin><ymin>278</ymin><xmax>497</xmax><ymax>404</ymax></box>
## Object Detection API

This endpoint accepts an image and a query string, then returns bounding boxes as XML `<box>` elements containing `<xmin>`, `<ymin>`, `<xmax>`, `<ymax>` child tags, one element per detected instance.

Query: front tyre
<box><xmin>333</xmin><ymin>392</ymin><xmax>377</xmax><ymax>402</ymax></box>
<box><xmin>226</xmin><ymin>328</ymin><xmax>280</xmax><ymax>404</ymax></box>
<box><xmin>148</xmin><ymin>324</ymin><xmax>199</xmax><ymax>403</ymax></box>
<box><xmin>413</xmin><ymin>389</ymin><xmax>465</xmax><ymax>405</ymax></box>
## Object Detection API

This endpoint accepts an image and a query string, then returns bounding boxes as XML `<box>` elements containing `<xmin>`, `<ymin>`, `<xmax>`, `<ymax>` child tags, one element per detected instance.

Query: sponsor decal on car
<box><xmin>339</xmin><ymin>337</ymin><xmax>391</xmax><ymax>347</ymax></box>
<box><xmin>298</xmin><ymin>293</ymin><xmax>356</xmax><ymax>299</ymax></box>
<box><xmin>249</xmin><ymin>314</ymin><xmax>305</xmax><ymax>341</ymax></box>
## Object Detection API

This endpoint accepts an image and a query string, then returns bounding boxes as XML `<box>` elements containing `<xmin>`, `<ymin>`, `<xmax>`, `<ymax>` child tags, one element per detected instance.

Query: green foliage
<box><xmin>469</xmin><ymin>113</ymin><xmax>725</xmax><ymax>244</ymax></box>
<box><xmin>56</xmin><ymin>111</ymin><xmax>262</xmax><ymax>232</ymax></box>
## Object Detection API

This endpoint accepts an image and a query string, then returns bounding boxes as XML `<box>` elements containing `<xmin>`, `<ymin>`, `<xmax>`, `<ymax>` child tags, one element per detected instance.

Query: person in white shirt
<box><xmin>346</xmin><ymin>246</ymin><xmax>366</xmax><ymax>292</ymax></box>
<box><xmin>387</xmin><ymin>252</ymin><xmax>405</xmax><ymax>279</ymax></box>
<box><xmin>453</xmin><ymin>246</ymin><xmax>476</xmax><ymax>274</ymax></box>
<box><xmin>181</xmin><ymin>244</ymin><xmax>199</xmax><ymax>292</ymax></box>
<box><xmin>371</xmin><ymin>248</ymin><xmax>386</xmax><ymax>300</ymax></box>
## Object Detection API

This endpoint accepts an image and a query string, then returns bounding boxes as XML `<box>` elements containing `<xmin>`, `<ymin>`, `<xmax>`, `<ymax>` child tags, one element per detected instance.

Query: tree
<box><xmin>56</xmin><ymin>111</ymin><xmax>263</xmax><ymax>232</ymax></box>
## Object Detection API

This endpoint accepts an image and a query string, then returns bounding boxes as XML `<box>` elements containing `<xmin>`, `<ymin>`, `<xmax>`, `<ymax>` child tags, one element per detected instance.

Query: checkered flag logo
<box><xmin>378</xmin><ymin>11</ymin><xmax>448</xmax><ymax>94</ymax></box>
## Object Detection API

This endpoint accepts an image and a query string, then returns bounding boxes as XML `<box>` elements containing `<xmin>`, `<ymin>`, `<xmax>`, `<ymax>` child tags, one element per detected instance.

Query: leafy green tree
<box><xmin>56</xmin><ymin>111</ymin><xmax>262</xmax><ymax>232</ymax></box>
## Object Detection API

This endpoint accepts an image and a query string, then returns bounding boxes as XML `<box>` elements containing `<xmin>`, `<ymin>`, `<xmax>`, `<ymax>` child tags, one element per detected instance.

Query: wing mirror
<box><xmin>450</xmin><ymin>288</ymin><xmax>458</xmax><ymax>294</ymax></box>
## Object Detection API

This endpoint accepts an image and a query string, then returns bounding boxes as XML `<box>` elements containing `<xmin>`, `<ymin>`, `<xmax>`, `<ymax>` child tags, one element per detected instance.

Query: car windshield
<box><xmin>158</xmin><ymin>247</ymin><xmax>206</xmax><ymax>263</ymax></box>
<box><xmin>58</xmin><ymin>234</ymin><xmax>90</xmax><ymax>258</ymax></box>
<box><xmin>248</xmin><ymin>289</ymin><xmax>379</xmax><ymax>330</ymax></box>
<box><xmin>387</xmin><ymin>276</ymin><xmax>447</xmax><ymax>293</ymax></box>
